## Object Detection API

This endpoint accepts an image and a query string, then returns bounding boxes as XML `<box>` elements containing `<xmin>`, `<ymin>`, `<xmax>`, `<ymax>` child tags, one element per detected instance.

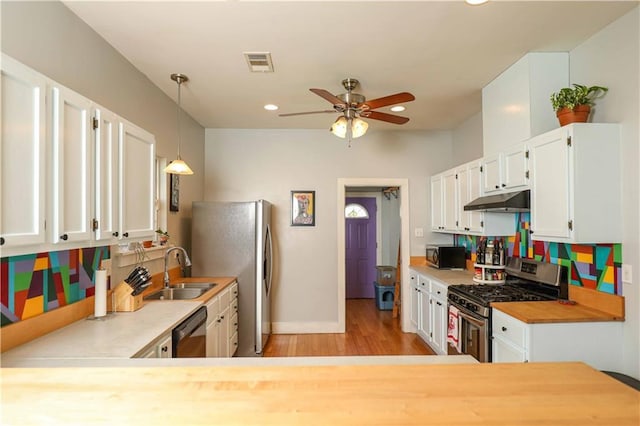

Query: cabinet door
<box><xmin>430</xmin><ymin>295</ymin><xmax>447</xmax><ymax>355</ymax></box>
<box><xmin>119</xmin><ymin>120</ymin><xmax>155</xmax><ymax>240</ymax></box>
<box><xmin>456</xmin><ymin>165</ymin><xmax>470</xmax><ymax>232</ymax></box>
<box><xmin>442</xmin><ymin>170</ymin><xmax>457</xmax><ymax>231</ymax></box>
<box><xmin>0</xmin><ymin>56</ymin><xmax>47</xmax><ymax>249</ymax></box>
<box><xmin>503</xmin><ymin>143</ymin><xmax>529</xmax><ymax>190</ymax></box>
<box><xmin>530</xmin><ymin>128</ymin><xmax>571</xmax><ymax>240</ymax></box>
<box><xmin>93</xmin><ymin>107</ymin><xmax>119</xmax><ymax>242</ymax></box>
<box><xmin>417</xmin><ymin>289</ymin><xmax>430</xmax><ymax>342</ymax></box>
<box><xmin>206</xmin><ymin>296</ymin><xmax>221</xmax><ymax>357</ymax></box>
<box><xmin>219</xmin><ymin>305</ymin><xmax>230</xmax><ymax>357</ymax></box>
<box><xmin>492</xmin><ymin>336</ymin><xmax>527</xmax><ymax>363</ymax></box>
<box><xmin>51</xmin><ymin>85</ymin><xmax>92</xmax><ymax>244</ymax></box>
<box><xmin>482</xmin><ymin>153</ymin><xmax>503</xmax><ymax>193</ymax></box>
<box><xmin>466</xmin><ymin>161</ymin><xmax>484</xmax><ymax>233</ymax></box>
<box><xmin>409</xmin><ymin>274</ymin><xmax>418</xmax><ymax>329</ymax></box>
<box><xmin>157</xmin><ymin>334</ymin><xmax>172</xmax><ymax>358</ymax></box>
<box><xmin>430</xmin><ymin>175</ymin><xmax>443</xmax><ymax>231</ymax></box>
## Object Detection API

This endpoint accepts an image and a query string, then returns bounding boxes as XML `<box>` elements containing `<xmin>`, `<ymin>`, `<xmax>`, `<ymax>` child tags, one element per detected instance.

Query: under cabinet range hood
<box><xmin>464</xmin><ymin>190</ymin><xmax>530</xmax><ymax>212</ymax></box>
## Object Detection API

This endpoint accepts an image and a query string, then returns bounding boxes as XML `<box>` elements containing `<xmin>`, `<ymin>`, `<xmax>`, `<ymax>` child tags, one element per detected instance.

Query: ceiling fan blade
<box><xmin>363</xmin><ymin>110</ymin><xmax>410</xmax><ymax>125</ymax></box>
<box><xmin>360</xmin><ymin>92</ymin><xmax>415</xmax><ymax>110</ymax></box>
<box><xmin>279</xmin><ymin>110</ymin><xmax>337</xmax><ymax>117</ymax></box>
<box><xmin>310</xmin><ymin>88</ymin><xmax>346</xmax><ymax>107</ymax></box>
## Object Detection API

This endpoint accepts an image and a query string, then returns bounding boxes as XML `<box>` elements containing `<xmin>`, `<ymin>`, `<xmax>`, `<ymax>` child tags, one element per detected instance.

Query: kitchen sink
<box><xmin>144</xmin><ymin>287</ymin><xmax>210</xmax><ymax>301</ymax></box>
<box><xmin>169</xmin><ymin>282</ymin><xmax>217</xmax><ymax>290</ymax></box>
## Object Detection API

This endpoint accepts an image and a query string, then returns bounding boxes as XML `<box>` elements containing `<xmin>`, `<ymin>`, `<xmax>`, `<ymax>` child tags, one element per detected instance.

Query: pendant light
<box><xmin>164</xmin><ymin>73</ymin><xmax>194</xmax><ymax>175</ymax></box>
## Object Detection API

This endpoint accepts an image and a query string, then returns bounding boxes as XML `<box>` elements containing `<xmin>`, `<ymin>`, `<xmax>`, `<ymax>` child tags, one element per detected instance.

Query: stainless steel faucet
<box><xmin>163</xmin><ymin>246</ymin><xmax>192</xmax><ymax>288</ymax></box>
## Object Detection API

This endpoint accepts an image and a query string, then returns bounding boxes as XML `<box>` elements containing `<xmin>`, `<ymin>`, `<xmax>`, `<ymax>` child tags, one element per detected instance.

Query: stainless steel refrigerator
<box><xmin>191</xmin><ymin>200</ymin><xmax>273</xmax><ymax>357</ymax></box>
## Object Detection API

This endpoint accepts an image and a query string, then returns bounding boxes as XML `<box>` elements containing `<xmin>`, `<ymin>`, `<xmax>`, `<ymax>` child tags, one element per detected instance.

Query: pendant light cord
<box><xmin>176</xmin><ymin>78</ymin><xmax>182</xmax><ymax>159</ymax></box>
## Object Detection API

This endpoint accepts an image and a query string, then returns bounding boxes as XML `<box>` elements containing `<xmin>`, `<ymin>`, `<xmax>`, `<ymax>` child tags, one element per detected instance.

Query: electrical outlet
<box><xmin>622</xmin><ymin>264</ymin><xmax>632</xmax><ymax>284</ymax></box>
<box><xmin>415</xmin><ymin>228</ymin><xmax>424</xmax><ymax>237</ymax></box>
<box><xmin>101</xmin><ymin>259</ymin><xmax>112</xmax><ymax>277</ymax></box>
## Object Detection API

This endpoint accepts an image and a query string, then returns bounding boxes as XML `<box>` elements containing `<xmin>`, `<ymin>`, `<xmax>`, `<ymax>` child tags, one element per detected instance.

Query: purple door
<box><xmin>345</xmin><ymin>197</ymin><xmax>377</xmax><ymax>299</ymax></box>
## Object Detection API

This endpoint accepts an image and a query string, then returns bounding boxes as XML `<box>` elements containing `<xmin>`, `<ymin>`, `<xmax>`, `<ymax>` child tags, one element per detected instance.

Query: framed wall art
<box><xmin>170</xmin><ymin>174</ymin><xmax>180</xmax><ymax>212</ymax></box>
<box><xmin>291</xmin><ymin>190</ymin><xmax>315</xmax><ymax>226</ymax></box>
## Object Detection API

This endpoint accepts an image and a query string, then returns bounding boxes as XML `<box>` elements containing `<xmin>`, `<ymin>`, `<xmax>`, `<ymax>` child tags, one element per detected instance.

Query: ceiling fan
<box><xmin>279</xmin><ymin>78</ymin><xmax>415</xmax><ymax>142</ymax></box>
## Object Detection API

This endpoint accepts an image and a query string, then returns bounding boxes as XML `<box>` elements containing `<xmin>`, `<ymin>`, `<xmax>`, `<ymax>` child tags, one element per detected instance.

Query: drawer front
<box><xmin>231</xmin><ymin>297</ymin><xmax>238</xmax><ymax>314</ymax></box>
<box><xmin>230</xmin><ymin>312</ymin><xmax>238</xmax><ymax>334</ymax></box>
<box><xmin>492</xmin><ymin>309</ymin><xmax>526</xmax><ymax>348</ymax></box>
<box><xmin>230</xmin><ymin>281</ymin><xmax>239</xmax><ymax>299</ymax></box>
<box><xmin>229</xmin><ymin>332</ymin><xmax>238</xmax><ymax>357</ymax></box>
<box><xmin>205</xmin><ymin>296</ymin><xmax>220</xmax><ymax>325</ymax></box>
<box><xmin>219</xmin><ymin>287</ymin><xmax>231</xmax><ymax>307</ymax></box>
<box><xmin>429</xmin><ymin>280</ymin><xmax>447</xmax><ymax>298</ymax></box>
<box><xmin>418</xmin><ymin>274</ymin><xmax>429</xmax><ymax>289</ymax></box>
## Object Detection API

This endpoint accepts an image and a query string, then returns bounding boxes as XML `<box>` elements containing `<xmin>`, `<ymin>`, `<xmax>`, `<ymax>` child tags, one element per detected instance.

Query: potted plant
<box><xmin>550</xmin><ymin>84</ymin><xmax>608</xmax><ymax>127</ymax></box>
<box><xmin>155</xmin><ymin>228</ymin><xmax>170</xmax><ymax>245</ymax></box>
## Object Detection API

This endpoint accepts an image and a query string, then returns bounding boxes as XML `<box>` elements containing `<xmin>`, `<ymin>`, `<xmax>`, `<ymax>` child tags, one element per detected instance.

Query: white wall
<box><xmin>570</xmin><ymin>6</ymin><xmax>640</xmax><ymax>379</ymax></box>
<box><xmin>205</xmin><ymin>128</ymin><xmax>453</xmax><ymax>330</ymax></box>
<box><xmin>452</xmin><ymin>112</ymin><xmax>484</xmax><ymax>163</ymax></box>
<box><xmin>0</xmin><ymin>1</ymin><xmax>205</xmax><ymax>255</ymax></box>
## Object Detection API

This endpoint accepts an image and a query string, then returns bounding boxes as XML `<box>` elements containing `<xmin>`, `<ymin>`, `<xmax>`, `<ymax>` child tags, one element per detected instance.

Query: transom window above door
<box><xmin>345</xmin><ymin>203</ymin><xmax>369</xmax><ymax>219</ymax></box>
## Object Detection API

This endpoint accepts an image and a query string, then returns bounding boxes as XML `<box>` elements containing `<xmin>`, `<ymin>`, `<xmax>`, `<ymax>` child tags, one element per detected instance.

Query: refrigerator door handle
<box><xmin>265</xmin><ymin>224</ymin><xmax>273</xmax><ymax>297</ymax></box>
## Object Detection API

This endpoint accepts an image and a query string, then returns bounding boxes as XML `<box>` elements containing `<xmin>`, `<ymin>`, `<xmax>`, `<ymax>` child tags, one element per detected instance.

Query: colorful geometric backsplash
<box><xmin>0</xmin><ymin>247</ymin><xmax>110</xmax><ymax>326</ymax></box>
<box><xmin>456</xmin><ymin>213</ymin><xmax>622</xmax><ymax>295</ymax></box>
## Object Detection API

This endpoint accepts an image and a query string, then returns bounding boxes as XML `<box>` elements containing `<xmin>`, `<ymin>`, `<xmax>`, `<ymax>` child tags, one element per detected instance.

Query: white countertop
<box><xmin>410</xmin><ymin>264</ymin><xmax>475</xmax><ymax>285</ymax></box>
<box><xmin>1</xmin><ymin>301</ymin><xmax>202</xmax><ymax>363</ymax></box>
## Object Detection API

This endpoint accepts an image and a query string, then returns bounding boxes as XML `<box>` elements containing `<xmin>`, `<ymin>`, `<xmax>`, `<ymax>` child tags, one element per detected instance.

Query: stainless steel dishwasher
<box><xmin>172</xmin><ymin>306</ymin><xmax>207</xmax><ymax>357</ymax></box>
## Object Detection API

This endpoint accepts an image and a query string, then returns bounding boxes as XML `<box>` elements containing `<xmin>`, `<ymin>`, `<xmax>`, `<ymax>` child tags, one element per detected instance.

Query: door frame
<box><xmin>337</xmin><ymin>178</ymin><xmax>410</xmax><ymax>332</ymax></box>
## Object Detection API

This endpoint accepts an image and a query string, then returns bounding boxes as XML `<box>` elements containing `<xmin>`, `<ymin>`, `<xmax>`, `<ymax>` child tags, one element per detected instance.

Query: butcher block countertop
<box><xmin>409</xmin><ymin>258</ymin><xmax>475</xmax><ymax>285</ymax></box>
<box><xmin>2</xmin><ymin>362</ymin><xmax>638</xmax><ymax>425</ymax></box>
<box><xmin>492</xmin><ymin>300</ymin><xmax>624</xmax><ymax>323</ymax></box>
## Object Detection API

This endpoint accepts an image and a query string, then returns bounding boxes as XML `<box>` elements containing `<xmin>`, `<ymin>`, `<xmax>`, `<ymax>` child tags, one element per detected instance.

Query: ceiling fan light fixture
<box><xmin>351</xmin><ymin>118</ymin><xmax>368</xmax><ymax>138</ymax></box>
<box><xmin>264</xmin><ymin>104</ymin><xmax>279</xmax><ymax>111</ymax></box>
<box><xmin>330</xmin><ymin>116</ymin><xmax>348</xmax><ymax>138</ymax></box>
<box><xmin>465</xmin><ymin>0</ymin><xmax>488</xmax><ymax>5</ymax></box>
<box><xmin>165</xmin><ymin>73</ymin><xmax>194</xmax><ymax>175</ymax></box>
<box><xmin>390</xmin><ymin>105</ymin><xmax>406</xmax><ymax>112</ymax></box>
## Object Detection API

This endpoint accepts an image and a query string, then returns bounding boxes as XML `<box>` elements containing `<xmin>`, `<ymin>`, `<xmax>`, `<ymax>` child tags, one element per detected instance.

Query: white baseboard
<box><xmin>271</xmin><ymin>321</ymin><xmax>343</xmax><ymax>334</ymax></box>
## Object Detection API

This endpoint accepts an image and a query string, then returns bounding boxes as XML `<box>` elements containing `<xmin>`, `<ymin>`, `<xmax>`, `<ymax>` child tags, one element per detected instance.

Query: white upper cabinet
<box><xmin>0</xmin><ymin>56</ymin><xmax>47</xmax><ymax>249</ymax></box>
<box><xmin>119</xmin><ymin>120</ymin><xmax>156</xmax><ymax>240</ymax></box>
<box><xmin>530</xmin><ymin>123</ymin><xmax>621</xmax><ymax>243</ymax></box>
<box><xmin>51</xmin><ymin>84</ymin><xmax>93</xmax><ymax>244</ymax></box>
<box><xmin>430</xmin><ymin>175</ymin><xmax>443</xmax><ymax>231</ymax></box>
<box><xmin>503</xmin><ymin>143</ymin><xmax>529</xmax><ymax>190</ymax></box>
<box><xmin>93</xmin><ymin>107</ymin><xmax>120</xmax><ymax>242</ymax></box>
<box><xmin>482</xmin><ymin>52</ymin><xmax>569</xmax><ymax>156</ymax></box>
<box><xmin>442</xmin><ymin>169</ymin><xmax>457</xmax><ymax>231</ymax></box>
<box><xmin>481</xmin><ymin>153</ymin><xmax>503</xmax><ymax>194</ymax></box>
<box><xmin>466</xmin><ymin>161</ymin><xmax>484</xmax><ymax>233</ymax></box>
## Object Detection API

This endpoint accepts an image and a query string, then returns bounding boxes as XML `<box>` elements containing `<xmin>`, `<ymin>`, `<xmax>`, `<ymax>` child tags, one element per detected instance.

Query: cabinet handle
<box><xmin>436</xmin><ymin>301</ymin><xmax>442</xmax><ymax>306</ymax></box>
<box><xmin>123</xmin><ymin>232</ymin><xmax>129</xmax><ymax>237</ymax></box>
<box><xmin>495</xmin><ymin>185</ymin><xmax>499</xmax><ymax>189</ymax></box>
<box><xmin>234</xmin><ymin>322</ymin><xmax>238</xmax><ymax>326</ymax></box>
<box><xmin>0</xmin><ymin>237</ymin><xmax>4</xmax><ymax>246</ymax></box>
<box><xmin>501</xmin><ymin>326</ymin><xmax>507</xmax><ymax>332</ymax></box>
<box><xmin>501</xmin><ymin>184</ymin><xmax>506</xmax><ymax>187</ymax></box>
<box><xmin>220</xmin><ymin>315</ymin><xmax>224</xmax><ymax>319</ymax></box>
<box><xmin>112</xmin><ymin>231</ymin><xmax>119</xmax><ymax>237</ymax></box>
<box><xmin>60</xmin><ymin>234</ymin><xmax>68</xmax><ymax>241</ymax></box>
<box><xmin>161</xmin><ymin>346</ymin><xmax>168</xmax><ymax>352</ymax></box>
<box><xmin>529</xmin><ymin>230</ymin><xmax>534</xmax><ymax>234</ymax></box>
<box><xmin>437</xmin><ymin>291</ymin><xmax>441</xmax><ymax>295</ymax></box>
<box><xmin>234</xmin><ymin>342</ymin><xmax>238</xmax><ymax>346</ymax></box>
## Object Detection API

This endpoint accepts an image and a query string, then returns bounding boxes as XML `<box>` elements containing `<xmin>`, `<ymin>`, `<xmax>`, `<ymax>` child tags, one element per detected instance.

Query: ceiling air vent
<box><xmin>244</xmin><ymin>52</ymin><xmax>274</xmax><ymax>73</ymax></box>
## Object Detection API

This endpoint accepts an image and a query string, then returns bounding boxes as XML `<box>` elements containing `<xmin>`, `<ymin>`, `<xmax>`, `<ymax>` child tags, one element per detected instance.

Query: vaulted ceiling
<box><xmin>64</xmin><ymin>1</ymin><xmax>637</xmax><ymax>131</ymax></box>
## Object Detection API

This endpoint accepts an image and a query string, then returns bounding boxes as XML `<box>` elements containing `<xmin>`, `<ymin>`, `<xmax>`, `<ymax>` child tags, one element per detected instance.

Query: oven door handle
<box><xmin>456</xmin><ymin>308</ymin><xmax>486</xmax><ymax>328</ymax></box>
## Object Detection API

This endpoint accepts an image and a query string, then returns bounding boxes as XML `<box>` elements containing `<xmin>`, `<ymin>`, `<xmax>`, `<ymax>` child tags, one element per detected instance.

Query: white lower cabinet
<box><xmin>412</xmin><ymin>270</ymin><xmax>448</xmax><ymax>355</ymax></box>
<box><xmin>491</xmin><ymin>308</ymin><xmax>623</xmax><ymax>371</ymax></box>
<box><xmin>205</xmin><ymin>282</ymin><xmax>239</xmax><ymax>358</ymax></box>
<box><xmin>135</xmin><ymin>332</ymin><xmax>172</xmax><ymax>359</ymax></box>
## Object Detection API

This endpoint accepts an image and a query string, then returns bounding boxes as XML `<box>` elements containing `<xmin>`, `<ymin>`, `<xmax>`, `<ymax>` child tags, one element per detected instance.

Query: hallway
<box><xmin>263</xmin><ymin>299</ymin><xmax>434</xmax><ymax>357</ymax></box>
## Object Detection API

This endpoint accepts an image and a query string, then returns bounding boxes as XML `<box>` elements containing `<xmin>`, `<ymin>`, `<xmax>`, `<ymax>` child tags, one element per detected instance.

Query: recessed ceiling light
<box><xmin>264</xmin><ymin>104</ymin><xmax>279</xmax><ymax>111</ymax></box>
<box><xmin>390</xmin><ymin>106</ymin><xmax>406</xmax><ymax>112</ymax></box>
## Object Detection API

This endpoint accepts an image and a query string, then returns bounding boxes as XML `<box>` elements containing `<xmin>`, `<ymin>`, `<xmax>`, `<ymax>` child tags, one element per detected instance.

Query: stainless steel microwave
<box><xmin>425</xmin><ymin>245</ymin><xmax>466</xmax><ymax>269</ymax></box>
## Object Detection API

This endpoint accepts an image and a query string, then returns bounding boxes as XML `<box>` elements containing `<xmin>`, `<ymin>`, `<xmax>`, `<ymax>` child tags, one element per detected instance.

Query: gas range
<box><xmin>448</xmin><ymin>257</ymin><xmax>568</xmax><ymax>318</ymax></box>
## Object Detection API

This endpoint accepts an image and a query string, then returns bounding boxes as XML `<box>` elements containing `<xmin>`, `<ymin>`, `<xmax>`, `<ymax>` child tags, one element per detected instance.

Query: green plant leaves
<box><xmin>550</xmin><ymin>84</ymin><xmax>608</xmax><ymax>111</ymax></box>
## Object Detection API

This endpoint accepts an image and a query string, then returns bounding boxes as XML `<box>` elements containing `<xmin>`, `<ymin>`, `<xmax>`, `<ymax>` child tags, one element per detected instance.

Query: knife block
<box><xmin>112</xmin><ymin>281</ymin><xmax>144</xmax><ymax>312</ymax></box>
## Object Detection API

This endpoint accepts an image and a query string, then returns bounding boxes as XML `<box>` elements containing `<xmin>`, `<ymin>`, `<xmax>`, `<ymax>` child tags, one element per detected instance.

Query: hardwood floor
<box><xmin>263</xmin><ymin>298</ymin><xmax>435</xmax><ymax>357</ymax></box>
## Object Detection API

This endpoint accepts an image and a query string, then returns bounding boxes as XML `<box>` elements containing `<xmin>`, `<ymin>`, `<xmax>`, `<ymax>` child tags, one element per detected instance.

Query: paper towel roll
<box><xmin>94</xmin><ymin>269</ymin><xmax>107</xmax><ymax>318</ymax></box>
